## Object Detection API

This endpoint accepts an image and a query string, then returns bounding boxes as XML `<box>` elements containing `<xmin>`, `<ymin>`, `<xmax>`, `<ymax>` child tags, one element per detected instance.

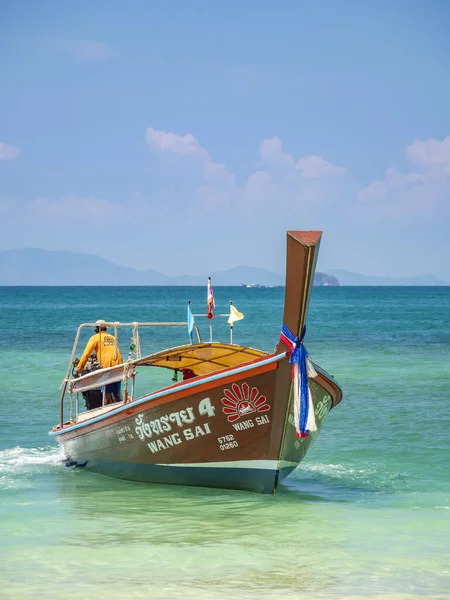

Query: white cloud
<box><xmin>259</xmin><ymin>137</ymin><xmax>295</xmax><ymax>168</ymax></box>
<box><xmin>146</xmin><ymin>130</ymin><xmax>345</xmax><ymax>196</ymax></box>
<box><xmin>0</xmin><ymin>142</ymin><xmax>20</xmax><ymax>161</ymax></box>
<box><xmin>406</xmin><ymin>136</ymin><xmax>450</xmax><ymax>173</ymax></box>
<box><xmin>145</xmin><ymin>128</ymin><xmax>210</xmax><ymax>158</ymax></box>
<box><xmin>359</xmin><ymin>168</ymin><xmax>423</xmax><ymax>201</ymax></box>
<box><xmin>259</xmin><ymin>136</ymin><xmax>346</xmax><ymax>178</ymax></box>
<box><xmin>297</xmin><ymin>155</ymin><xmax>346</xmax><ymax>178</ymax></box>
<box><xmin>4</xmin><ymin>130</ymin><xmax>450</xmax><ymax>279</ymax></box>
<box><xmin>359</xmin><ymin>136</ymin><xmax>450</xmax><ymax>218</ymax></box>
<box><xmin>55</xmin><ymin>39</ymin><xmax>116</xmax><ymax>61</ymax></box>
<box><xmin>244</xmin><ymin>170</ymin><xmax>274</xmax><ymax>196</ymax></box>
<box><xmin>203</xmin><ymin>160</ymin><xmax>233</xmax><ymax>183</ymax></box>
<box><xmin>143</xmin><ymin>128</ymin><xmax>348</xmax><ymax>222</ymax></box>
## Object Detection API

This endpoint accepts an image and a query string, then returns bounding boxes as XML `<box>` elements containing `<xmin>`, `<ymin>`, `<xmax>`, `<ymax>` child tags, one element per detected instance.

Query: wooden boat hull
<box><xmin>51</xmin><ymin>353</ymin><xmax>341</xmax><ymax>493</ymax></box>
<box><xmin>50</xmin><ymin>230</ymin><xmax>343</xmax><ymax>494</ymax></box>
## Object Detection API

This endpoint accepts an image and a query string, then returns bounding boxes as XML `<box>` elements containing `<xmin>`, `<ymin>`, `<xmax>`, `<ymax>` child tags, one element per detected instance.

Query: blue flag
<box><xmin>187</xmin><ymin>303</ymin><xmax>195</xmax><ymax>342</ymax></box>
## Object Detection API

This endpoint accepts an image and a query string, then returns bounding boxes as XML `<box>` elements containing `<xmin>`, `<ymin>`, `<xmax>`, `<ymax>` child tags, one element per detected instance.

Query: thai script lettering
<box><xmin>315</xmin><ymin>395</ymin><xmax>331</xmax><ymax>420</ymax></box>
<box><xmin>114</xmin><ymin>424</ymin><xmax>134</xmax><ymax>444</ymax></box>
<box><xmin>132</xmin><ymin>397</ymin><xmax>216</xmax><ymax>454</ymax></box>
<box><xmin>135</xmin><ymin>407</ymin><xmax>195</xmax><ymax>441</ymax></box>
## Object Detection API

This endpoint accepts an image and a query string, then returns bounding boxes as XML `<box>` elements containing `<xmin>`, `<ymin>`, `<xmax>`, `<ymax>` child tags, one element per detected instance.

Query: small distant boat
<box><xmin>49</xmin><ymin>231</ymin><xmax>342</xmax><ymax>494</ymax></box>
<box><xmin>241</xmin><ymin>283</ymin><xmax>275</xmax><ymax>288</ymax></box>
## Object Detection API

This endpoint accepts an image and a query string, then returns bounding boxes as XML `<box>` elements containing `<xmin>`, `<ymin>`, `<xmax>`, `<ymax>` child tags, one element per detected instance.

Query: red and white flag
<box><xmin>207</xmin><ymin>277</ymin><xmax>215</xmax><ymax>319</ymax></box>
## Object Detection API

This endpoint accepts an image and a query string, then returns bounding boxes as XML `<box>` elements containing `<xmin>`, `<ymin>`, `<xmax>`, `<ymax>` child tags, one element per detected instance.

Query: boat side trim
<box><xmin>311</xmin><ymin>362</ymin><xmax>343</xmax><ymax>407</ymax></box>
<box><xmin>153</xmin><ymin>459</ymin><xmax>298</xmax><ymax>470</ymax></box>
<box><xmin>312</xmin><ymin>362</ymin><xmax>342</xmax><ymax>388</ymax></box>
<box><xmin>50</xmin><ymin>352</ymin><xmax>287</xmax><ymax>437</ymax></box>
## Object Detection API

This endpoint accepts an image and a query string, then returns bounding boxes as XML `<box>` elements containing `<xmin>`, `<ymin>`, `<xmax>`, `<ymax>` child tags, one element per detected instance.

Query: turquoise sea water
<box><xmin>0</xmin><ymin>286</ymin><xmax>449</xmax><ymax>600</ymax></box>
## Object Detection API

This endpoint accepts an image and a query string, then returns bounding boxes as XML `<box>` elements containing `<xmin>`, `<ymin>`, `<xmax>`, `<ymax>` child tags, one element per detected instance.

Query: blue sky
<box><xmin>1</xmin><ymin>0</ymin><xmax>450</xmax><ymax>279</ymax></box>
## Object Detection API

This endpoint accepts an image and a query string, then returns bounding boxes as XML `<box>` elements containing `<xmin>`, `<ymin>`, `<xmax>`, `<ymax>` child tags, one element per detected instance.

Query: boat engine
<box><xmin>72</xmin><ymin>356</ymin><xmax>103</xmax><ymax>411</ymax></box>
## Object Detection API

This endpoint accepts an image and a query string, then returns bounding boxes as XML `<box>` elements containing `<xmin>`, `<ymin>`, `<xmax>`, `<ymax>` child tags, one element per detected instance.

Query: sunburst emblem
<box><xmin>221</xmin><ymin>382</ymin><xmax>270</xmax><ymax>422</ymax></box>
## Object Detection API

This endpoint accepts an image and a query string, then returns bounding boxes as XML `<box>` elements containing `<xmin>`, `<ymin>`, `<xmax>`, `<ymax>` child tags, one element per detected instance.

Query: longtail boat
<box><xmin>49</xmin><ymin>231</ymin><xmax>342</xmax><ymax>494</ymax></box>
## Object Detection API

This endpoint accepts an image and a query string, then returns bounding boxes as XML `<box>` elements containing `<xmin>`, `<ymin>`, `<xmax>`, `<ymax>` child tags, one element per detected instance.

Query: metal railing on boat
<box><xmin>59</xmin><ymin>320</ymin><xmax>204</xmax><ymax>429</ymax></box>
<box><xmin>58</xmin><ymin>313</ymin><xmax>237</xmax><ymax>429</ymax></box>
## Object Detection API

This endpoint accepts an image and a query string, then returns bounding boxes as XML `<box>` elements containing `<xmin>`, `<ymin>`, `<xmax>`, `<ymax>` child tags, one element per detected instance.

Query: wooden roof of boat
<box><xmin>135</xmin><ymin>342</ymin><xmax>268</xmax><ymax>376</ymax></box>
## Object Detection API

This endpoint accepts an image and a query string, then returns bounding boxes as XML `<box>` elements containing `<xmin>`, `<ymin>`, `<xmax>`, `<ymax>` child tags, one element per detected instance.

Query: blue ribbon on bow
<box><xmin>281</xmin><ymin>324</ymin><xmax>310</xmax><ymax>436</ymax></box>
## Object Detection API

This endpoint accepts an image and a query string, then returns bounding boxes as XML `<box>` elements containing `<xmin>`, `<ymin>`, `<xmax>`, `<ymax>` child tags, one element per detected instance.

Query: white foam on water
<box><xmin>0</xmin><ymin>446</ymin><xmax>64</xmax><ymax>487</ymax></box>
<box><xmin>288</xmin><ymin>461</ymin><xmax>417</xmax><ymax>501</ymax></box>
<box><xmin>301</xmin><ymin>462</ymin><xmax>376</xmax><ymax>478</ymax></box>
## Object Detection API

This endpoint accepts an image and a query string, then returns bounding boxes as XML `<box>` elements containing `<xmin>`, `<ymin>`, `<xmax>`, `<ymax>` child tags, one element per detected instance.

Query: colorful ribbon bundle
<box><xmin>280</xmin><ymin>324</ymin><xmax>317</xmax><ymax>438</ymax></box>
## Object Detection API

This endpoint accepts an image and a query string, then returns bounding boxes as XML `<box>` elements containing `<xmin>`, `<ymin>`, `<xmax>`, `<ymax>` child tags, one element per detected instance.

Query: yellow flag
<box><xmin>228</xmin><ymin>305</ymin><xmax>244</xmax><ymax>325</ymax></box>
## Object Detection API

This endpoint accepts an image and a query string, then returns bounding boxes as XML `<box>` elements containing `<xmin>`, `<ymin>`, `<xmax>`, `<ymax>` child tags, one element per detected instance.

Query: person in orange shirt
<box><xmin>75</xmin><ymin>320</ymin><xmax>123</xmax><ymax>403</ymax></box>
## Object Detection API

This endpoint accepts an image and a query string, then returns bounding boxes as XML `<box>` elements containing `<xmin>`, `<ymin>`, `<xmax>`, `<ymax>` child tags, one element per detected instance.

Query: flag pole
<box><xmin>207</xmin><ymin>276</ymin><xmax>215</xmax><ymax>343</ymax></box>
<box><xmin>188</xmin><ymin>300</ymin><xmax>192</xmax><ymax>345</ymax></box>
<box><xmin>229</xmin><ymin>300</ymin><xmax>233</xmax><ymax>344</ymax></box>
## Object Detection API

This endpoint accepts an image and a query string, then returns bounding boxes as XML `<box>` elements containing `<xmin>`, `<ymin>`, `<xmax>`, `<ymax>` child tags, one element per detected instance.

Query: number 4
<box><xmin>198</xmin><ymin>397</ymin><xmax>215</xmax><ymax>417</ymax></box>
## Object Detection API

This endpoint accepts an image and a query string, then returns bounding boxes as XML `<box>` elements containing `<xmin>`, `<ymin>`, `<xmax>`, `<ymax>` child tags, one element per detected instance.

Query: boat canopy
<box><xmin>135</xmin><ymin>342</ymin><xmax>267</xmax><ymax>376</ymax></box>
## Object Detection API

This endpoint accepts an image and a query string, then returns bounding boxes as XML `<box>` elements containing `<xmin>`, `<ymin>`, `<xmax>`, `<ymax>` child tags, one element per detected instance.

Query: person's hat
<box><xmin>94</xmin><ymin>319</ymin><xmax>108</xmax><ymax>332</ymax></box>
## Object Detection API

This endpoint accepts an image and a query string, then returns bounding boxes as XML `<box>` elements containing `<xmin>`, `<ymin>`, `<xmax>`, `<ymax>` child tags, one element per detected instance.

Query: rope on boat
<box><xmin>280</xmin><ymin>324</ymin><xmax>318</xmax><ymax>438</ymax></box>
<box><xmin>129</xmin><ymin>322</ymin><xmax>141</xmax><ymax>359</ymax></box>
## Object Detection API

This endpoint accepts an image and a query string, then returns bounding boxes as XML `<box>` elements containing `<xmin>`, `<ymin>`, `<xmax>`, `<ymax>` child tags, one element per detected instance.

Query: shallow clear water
<box><xmin>0</xmin><ymin>286</ymin><xmax>449</xmax><ymax>599</ymax></box>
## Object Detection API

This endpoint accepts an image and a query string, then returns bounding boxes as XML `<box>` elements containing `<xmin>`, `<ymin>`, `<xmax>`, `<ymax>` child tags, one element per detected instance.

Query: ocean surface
<box><xmin>0</xmin><ymin>286</ymin><xmax>449</xmax><ymax>600</ymax></box>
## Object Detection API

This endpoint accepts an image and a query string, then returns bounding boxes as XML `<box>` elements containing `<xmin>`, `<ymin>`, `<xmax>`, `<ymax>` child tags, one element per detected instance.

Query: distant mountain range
<box><xmin>0</xmin><ymin>248</ymin><xmax>283</xmax><ymax>285</ymax></box>
<box><xmin>0</xmin><ymin>248</ymin><xmax>448</xmax><ymax>286</ymax></box>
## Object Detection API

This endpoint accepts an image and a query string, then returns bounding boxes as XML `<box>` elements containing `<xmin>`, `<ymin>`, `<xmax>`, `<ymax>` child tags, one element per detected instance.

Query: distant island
<box><xmin>0</xmin><ymin>248</ymin><xmax>448</xmax><ymax>286</ymax></box>
<box><xmin>313</xmin><ymin>272</ymin><xmax>339</xmax><ymax>287</ymax></box>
